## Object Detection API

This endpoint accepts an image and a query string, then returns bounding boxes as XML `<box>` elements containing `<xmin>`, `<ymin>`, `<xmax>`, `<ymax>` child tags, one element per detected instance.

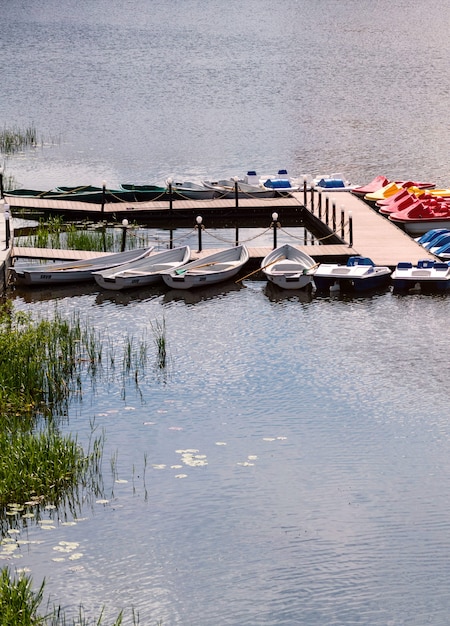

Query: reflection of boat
<box><xmin>162</xmin><ymin>245</ymin><xmax>249</xmax><ymax>290</ymax></box>
<box><xmin>93</xmin><ymin>246</ymin><xmax>190</xmax><ymax>290</ymax></box>
<box><xmin>13</xmin><ymin>281</ymin><xmax>100</xmax><ymax>303</ymax></box>
<box><xmin>261</xmin><ymin>243</ymin><xmax>316</xmax><ymax>290</ymax></box>
<box><xmin>391</xmin><ymin>259</ymin><xmax>450</xmax><ymax>292</ymax></box>
<box><xmin>263</xmin><ymin>281</ymin><xmax>314</xmax><ymax>304</ymax></box>
<box><xmin>163</xmin><ymin>280</ymin><xmax>244</xmax><ymax>304</ymax></box>
<box><xmin>12</xmin><ymin>247</ymin><xmax>154</xmax><ymax>285</ymax></box>
<box><xmin>313</xmin><ymin>256</ymin><xmax>391</xmax><ymax>292</ymax></box>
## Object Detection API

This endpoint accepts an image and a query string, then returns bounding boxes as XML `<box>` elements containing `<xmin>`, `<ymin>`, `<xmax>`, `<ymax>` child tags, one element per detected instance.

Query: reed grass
<box><xmin>16</xmin><ymin>220</ymin><xmax>148</xmax><ymax>252</ymax></box>
<box><xmin>0</xmin><ymin>568</ymin><xmax>130</xmax><ymax>625</ymax></box>
<box><xmin>150</xmin><ymin>317</ymin><xmax>167</xmax><ymax>370</ymax></box>
<box><xmin>0</xmin><ymin>426</ymin><xmax>103</xmax><ymax>521</ymax></box>
<box><xmin>0</xmin><ymin>125</ymin><xmax>37</xmax><ymax>155</ymax></box>
<box><xmin>0</xmin><ymin>304</ymin><xmax>90</xmax><ymax>417</ymax></box>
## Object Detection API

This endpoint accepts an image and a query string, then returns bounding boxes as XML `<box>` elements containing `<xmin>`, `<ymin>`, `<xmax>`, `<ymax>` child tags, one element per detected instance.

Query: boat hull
<box><xmin>313</xmin><ymin>258</ymin><xmax>391</xmax><ymax>292</ymax></box>
<box><xmin>13</xmin><ymin>247</ymin><xmax>154</xmax><ymax>285</ymax></box>
<box><xmin>162</xmin><ymin>245</ymin><xmax>249</xmax><ymax>290</ymax></box>
<box><xmin>262</xmin><ymin>243</ymin><xmax>317</xmax><ymax>290</ymax></box>
<box><xmin>391</xmin><ymin>261</ymin><xmax>450</xmax><ymax>292</ymax></box>
<box><xmin>93</xmin><ymin>246</ymin><xmax>191</xmax><ymax>290</ymax></box>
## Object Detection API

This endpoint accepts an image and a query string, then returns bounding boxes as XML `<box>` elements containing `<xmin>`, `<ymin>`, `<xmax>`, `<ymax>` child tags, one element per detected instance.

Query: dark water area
<box><xmin>2</xmin><ymin>1</ymin><xmax>450</xmax><ymax>624</ymax></box>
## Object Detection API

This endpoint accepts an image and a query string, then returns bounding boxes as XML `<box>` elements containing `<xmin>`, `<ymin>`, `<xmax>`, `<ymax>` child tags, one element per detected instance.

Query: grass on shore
<box><xmin>0</xmin><ymin>568</ymin><xmax>131</xmax><ymax>625</ymax></box>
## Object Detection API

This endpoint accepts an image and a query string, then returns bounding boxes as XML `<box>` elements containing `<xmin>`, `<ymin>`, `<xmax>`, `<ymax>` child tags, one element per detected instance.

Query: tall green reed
<box><xmin>0</xmin><ymin>124</ymin><xmax>37</xmax><ymax>155</ymax></box>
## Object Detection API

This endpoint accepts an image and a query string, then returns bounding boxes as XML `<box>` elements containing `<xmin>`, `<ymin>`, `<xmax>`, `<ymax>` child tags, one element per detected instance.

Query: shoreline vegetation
<box><xmin>15</xmin><ymin>216</ymin><xmax>152</xmax><ymax>253</ymax></box>
<box><xmin>0</xmin><ymin>301</ymin><xmax>158</xmax><ymax>624</ymax></box>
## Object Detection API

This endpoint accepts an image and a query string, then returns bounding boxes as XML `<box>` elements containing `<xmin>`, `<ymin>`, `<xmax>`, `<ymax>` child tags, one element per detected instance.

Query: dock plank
<box><xmin>293</xmin><ymin>191</ymin><xmax>436</xmax><ymax>266</ymax></box>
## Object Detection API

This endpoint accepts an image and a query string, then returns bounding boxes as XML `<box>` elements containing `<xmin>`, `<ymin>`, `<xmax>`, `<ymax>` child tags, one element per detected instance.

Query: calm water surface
<box><xmin>3</xmin><ymin>0</ymin><xmax>450</xmax><ymax>624</ymax></box>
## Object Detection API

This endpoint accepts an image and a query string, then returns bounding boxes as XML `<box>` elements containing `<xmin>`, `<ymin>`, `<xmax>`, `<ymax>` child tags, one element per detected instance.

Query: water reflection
<box><xmin>263</xmin><ymin>280</ymin><xmax>314</xmax><ymax>304</ymax></box>
<box><xmin>163</xmin><ymin>280</ymin><xmax>244</xmax><ymax>305</ymax></box>
<box><xmin>11</xmin><ymin>282</ymin><xmax>100</xmax><ymax>303</ymax></box>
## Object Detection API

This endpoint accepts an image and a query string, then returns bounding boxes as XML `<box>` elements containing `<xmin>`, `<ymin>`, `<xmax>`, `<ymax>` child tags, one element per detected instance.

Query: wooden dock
<box><xmin>2</xmin><ymin>190</ymin><xmax>438</xmax><ymax>284</ymax></box>
<box><xmin>293</xmin><ymin>191</ymin><xmax>436</xmax><ymax>267</ymax></box>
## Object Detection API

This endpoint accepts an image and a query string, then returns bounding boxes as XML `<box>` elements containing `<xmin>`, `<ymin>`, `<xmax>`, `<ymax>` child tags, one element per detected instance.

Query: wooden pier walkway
<box><xmin>294</xmin><ymin>191</ymin><xmax>436</xmax><ymax>267</ymax></box>
<box><xmin>0</xmin><ymin>190</ymin><xmax>438</xmax><ymax>295</ymax></box>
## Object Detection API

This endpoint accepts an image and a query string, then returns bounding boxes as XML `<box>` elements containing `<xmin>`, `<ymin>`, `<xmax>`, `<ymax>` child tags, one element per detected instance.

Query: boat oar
<box><xmin>174</xmin><ymin>261</ymin><xmax>220</xmax><ymax>275</ymax></box>
<box><xmin>235</xmin><ymin>255</ymin><xmax>286</xmax><ymax>283</ymax></box>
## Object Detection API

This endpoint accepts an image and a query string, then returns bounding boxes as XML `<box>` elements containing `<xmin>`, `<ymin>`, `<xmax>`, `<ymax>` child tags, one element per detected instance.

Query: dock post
<box><xmin>332</xmin><ymin>202</ymin><xmax>336</xmax><ymax>232</ymax></box>
<box><xmin>169</xmin><ymin>228</ymin><xmax>173</xmax><ymax>249</ymax></box>
<box><xmin>271</xmin><ymin>212</ymin><xmax>279</xmax><ymax>249</ymax></box>
<box><xmin>303</xmin><ymin>177</ymin><xmax>307</xmax><ymax>206</ymax></box>
<box><xmin>167</xmin><ymin>177</ymin><xmax>173</xmax><ymax>212</ymax></box>
<box><xmin>340</xmin><ymin>206</ymin><xmax>345</xmax><ymax>239</ymax></box>
<box><xmin>234</xmin><ymin>176</ymin><xmax>239</xmax><ymax>210</ymax></box>
<box><xmin>325</xmin><ymin>196</ymin><xmax>329</xmax><ymax>225</ymax></box>
<box><xmin>4</xmin><ymin>203</ymin><xmax>10</xmax><ymax>248</ymax></box>
<box><xmin>196</xmin><ymin>215</ymin><xmax>203</xmax><ymax>252</ymax></box>
<box><xmin>348</xmin><ymin>211</ymin><xmax>353</xmax><ymax>247</ymax></box>
<box><xmin>235</xmin><ymin>225</ymin><xmax>239</xmax><ymax>247</ymax></box>
<box><xmin>318</xmin><ymin>190</ymin><xmax>322</xmax><ymax>219</ymax></box>
<box><xmin>310</xmin><ymin>187</ymin><xmax>315</xmax><ymax>212</ymax></box>
<box><xmin>101</xmin><ymin>180</ymin><xmax>106</xmax><ymax>215</ymax></box>
<box><xmin>121</xmin><ymin>219</ymin><xmax>128</xmax><ymax>252</ymax></box>
<box><xmin>0</xmin><ymin>168</ymin><xmax>3</xmax><ymax>199</ymax></box>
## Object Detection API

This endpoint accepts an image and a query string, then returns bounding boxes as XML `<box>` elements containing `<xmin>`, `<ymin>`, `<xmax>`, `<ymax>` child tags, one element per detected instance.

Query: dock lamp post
<box><xmin>196</xmin><ymin>215</ymin><xmax>203</xmax><ymax>252</ymax></box>
<box><xmin>101</xmin><ymin>180</ymin><xmax>106</xmax><ymax>216</ymax></box>
<box><xmin>167</xmin><ymin>177</ymin><xmax>173</xmax><ymax>212</ymax></box>
<box><xmin>348</xmin><ymin>211</ymin><xmax>353</xmax><ymax>247</ymax></box>
<box><xmin>340</xmin><ymin>205</ymin><xmax>345</xmax><ymax>239</ymax></box>
<box><xmin>303</xmin><ymin>175</ymin><xmax>308</xmax><ymax>206</ymax></box>
<box><xmin>233</xmin><ymin>176</ymin><xmax>239</xmax><ymax>210</ymax></box>
<box><xmin>121</xmin><ymin>218</ymin><xmax>128</xmax><ymax>252</ymax></box>
<box><xmin>4</xmin><ymin>203</ymin><xmax>11</xmax><ymax>248</ymax></box>
<box><xmin>271</xmin><ymin>212</ymin><xmax>279</xmax><ymax>249</ymax></box>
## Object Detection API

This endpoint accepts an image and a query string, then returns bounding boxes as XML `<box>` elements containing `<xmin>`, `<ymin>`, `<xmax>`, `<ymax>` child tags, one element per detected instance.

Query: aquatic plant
<box><xmin>0</xmin><ymin>568</ymin><xmax>129</xmax><ymax>625</ymax></box>
<box><xmin>0</xmin><ymin>304</ymin><xmax>90</xmax><ymax>417</ymax></box>
<box><xmin>0</xmin><ymin>125</ymin><xmax>37</xmax><ymax>155</ymax></box>
<box><xmin>150</xmin><ymin>316</ymin><xmax>167</xmax><ymax>370</ymax></box>
<box><xmin>0</xmin><ymin>426</ymin><xmax>103</xmax><ymax>515</ymax></box>
<box><xmin>16</xmin><ymin>219</ymin><xmax>150</xmax><ymax>252</ymax></box>
<box><xmin>0</xmin><ymin>568</ymin><xmax>44</xmax><ymax>625</ymax></box>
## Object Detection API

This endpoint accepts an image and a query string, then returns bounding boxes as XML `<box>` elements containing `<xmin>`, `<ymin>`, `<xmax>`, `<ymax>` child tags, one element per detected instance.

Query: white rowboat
<box><xmin>93</xmin><ymin>246</ymin><xmax>191</xmax><ymax>290</ymax></box>
<box><xmin>12</xmin><ymin>247</ymin><xmax>154</xmax><ymax>285</ymax></box>
<box><xmin>162</xmin><ymin>245</ymin><xmax>249</xmax><ymax>290</ymax></box>
<box><xmin>261</xmin><ymin>244</ymin><xmax>316</xmax><ymax>290</ymax></box>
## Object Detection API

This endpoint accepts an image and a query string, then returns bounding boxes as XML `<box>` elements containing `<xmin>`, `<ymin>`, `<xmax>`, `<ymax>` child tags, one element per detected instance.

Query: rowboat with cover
<box><xmin>261</xmin><ymin>243</ymin><xmax>316</xmax><ymax>290</ymax></box>
<box><xmin>162</xmin><ymin>245</ymin><xmax>249</xmax><ymax>289</ymax></box>
<box><xmin>93</xmin><ymin>246</ymin><xmax>191</xmax><ymax>290</ymax></box>
<box><xmin>12</xmin><ymin>247</ymin><xmax>154</xmax><ymax>285</ymax></box>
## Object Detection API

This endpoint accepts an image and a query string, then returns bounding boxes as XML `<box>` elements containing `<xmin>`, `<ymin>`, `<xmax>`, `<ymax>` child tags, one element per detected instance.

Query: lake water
<box><xmin>2</xmin><ymin>1</ymin><xmax>450</xmax><ymax>624</ymax></box>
